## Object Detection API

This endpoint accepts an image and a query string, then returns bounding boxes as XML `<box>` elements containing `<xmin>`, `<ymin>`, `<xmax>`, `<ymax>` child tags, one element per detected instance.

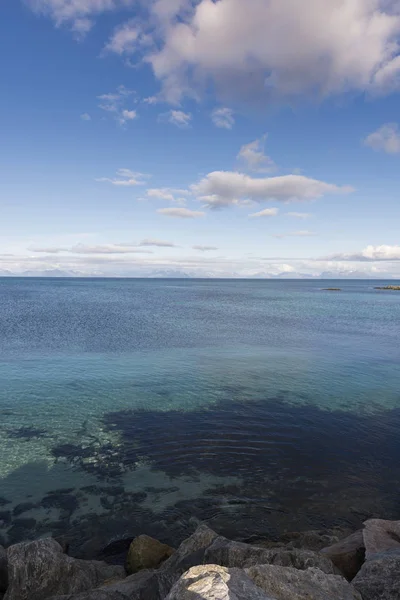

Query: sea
<box><xmin>0</xmin><ymin>277</ymin><xmax>400</xmax><ymax>555</ymax></box>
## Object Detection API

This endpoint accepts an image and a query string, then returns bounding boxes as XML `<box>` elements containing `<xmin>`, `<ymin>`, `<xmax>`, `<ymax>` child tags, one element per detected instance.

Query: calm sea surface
<box><xmin>0</xmin><ymin>278</ymin><xmax>400</xmax><ymax>553</ymax></box>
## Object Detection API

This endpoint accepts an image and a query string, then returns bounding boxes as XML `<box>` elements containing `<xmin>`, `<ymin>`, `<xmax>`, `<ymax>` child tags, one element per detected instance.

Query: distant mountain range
<box><xmin>0</xmin><ymin>268</ymin><xmax>396</xmax><ymax>279</ymax></box>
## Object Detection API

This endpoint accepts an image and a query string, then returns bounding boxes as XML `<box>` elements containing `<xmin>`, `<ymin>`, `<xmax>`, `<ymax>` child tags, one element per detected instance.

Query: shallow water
<box><xmin>0</xmin><ymin>278</ymin><xmax>399</xmax><ymax>552</ymax></box>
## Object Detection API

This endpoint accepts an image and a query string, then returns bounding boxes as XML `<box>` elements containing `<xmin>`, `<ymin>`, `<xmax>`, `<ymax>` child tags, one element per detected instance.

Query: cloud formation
<box><xmin>364</xmin><ymin>123</ymin><xmax>400</xmax><ymax>153</ymax></box>
<box><xmin>31</xmin><ymin>244</ymin><xmax>153</xmax><ymax>255</ymax></box>
<box><xmin>287</xmin><ymin>212</ymin><xmax>313</xmax><ymax>219</ymax></box>
<box><xmin>249</xmin><ymin>208</ymin><xmax>279</xmax><ymax>218</ymax></box>
<box><xmin>211</xmin><ymin>107</ymin><xmax>235</xmax><ymax>129</ymax></box>
<box><xmin>157</xmin><ymin>207</ymin><xmax>205</xmax><ymax>218</ymax></box>
<box><xmin>327</xmin><ymin>245</ymin><xmax>400</xmax><ymax>261</ymax></box>
<box><xmin>98</xmin><ymin>85</ymin><xmax>138</xmax><ymax>125</ymax></box>
<box><xmin>192</xmin><ymin>245</ymin><xmax>218</xmax><ymax>251</ymax></box>
<box><xmin>273</xmin><ymin>231</ymin><xmax>317</xmax><ymax>239</ymax></box>
<box><xmin>146</xmin><ymin>188</ymin><xmax>189</xmax><ymax>205</ymax></box>
<box><xmin>139</xmin><ymin>239</ymin><xmax>177</xmax><ymax>247</ymax></box>
<box><xmin>164</xmin><ymin>110</ymin><xmax>192</xmax><ymax>127</ymax></box>
<box><xmin>28</xmin><ymin>0</ymin><xmax>135</xmax><ymax>33</ymax></box>
<box><xmin>146</xmin><ymin>0</ymin><xmax>400</xmax><ymax>105</ymax></box>
<box><xmin>104</xmin><ymin>19</ymin><xmax>140</xmax><ymax>54</ymax></box>
<box><xmin>80</xmin><ymin>113</ymin><xmax>91</xmax><ymax>121</ymax></box>
<box><xmin>96</xmin><ymin>168</ymin><xmax>147</xmax><ymax>186</ymax></box>
<box><xmin>237</xmin><ymin>136</ymin><xmax>276</xmax><ymax>172</ymax></box>
<box><xmin>193</xmin><ymin>171</ymin><xmax>353</xmax><ymax>208</ymax></box>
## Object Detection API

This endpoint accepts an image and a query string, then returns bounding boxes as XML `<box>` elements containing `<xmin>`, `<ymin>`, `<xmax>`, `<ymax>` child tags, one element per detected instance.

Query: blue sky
<box><xmin>1</xmin><ymin>0</ymin><xmax>400</xmax><ymax>277</ymax></box>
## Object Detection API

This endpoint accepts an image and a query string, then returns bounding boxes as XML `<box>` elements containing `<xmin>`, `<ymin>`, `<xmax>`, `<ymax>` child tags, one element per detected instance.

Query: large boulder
<box><xmin>126</xmin><ymin>535</ymin><xmax>174</xmax><ymax>574</ymax></box>
<box><xmin>48</xmin><ymin>525</ymin><xmax>220</xmax><ymax>600</ymax></box>
<box><xmin>249</xmin><ymin>529</ymin><xmax>352</xmax><ymax>552</ymax></box>
<box><xmin>352</xmin><ymin>549</ymin><xmax>400</xmax><ymax>600</ymax></box>
<box><xmin>47</xmin><ymin>570</ymin><xmax>160</xmax><ymax>600</ymax></box>
<box><xmin>321</xmin><ymin>530</ymin><xmax>365</xmax><ymax>580</ymax></box>
<box><xmin>4</xmin><ymin>538</ymin><xmax>125</xmax><ymax>600</ymax></box>
<box><xmin>204</xmin><ymin>536</ymin><xmax>336</xmax><ymax>573</ymax></box>
<box><xmin>245</xmin><ymin>564</ymin><xmax>362</xmax><ymax>600</ymax></box>
<box><xmin>0</xmin><ymin>545</ymin><xmax>8</xmax><ymax>594</ymax></box>
<box><xmin>363</xmin><ymin>519</ymin><xmax>400</xmax><ymax>560</ymax></box>
<box><xmin>166</xmin><ymin>564</ymin><xmax>276</xmax><ymax>600</ymax></box>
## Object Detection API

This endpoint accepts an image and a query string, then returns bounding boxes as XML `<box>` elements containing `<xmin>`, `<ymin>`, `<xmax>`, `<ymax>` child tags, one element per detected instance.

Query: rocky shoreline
<box><xmin>1</xmin><ymin>517</ymin><xmax>399</xmax><ymax>599</ymax></box>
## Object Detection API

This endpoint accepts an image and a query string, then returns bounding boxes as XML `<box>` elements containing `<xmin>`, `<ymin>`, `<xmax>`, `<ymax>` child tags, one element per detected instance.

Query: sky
<box><xmin>1</xmin><ymin>0</ymin><xmax>400</xmax><ymax>278</ymax></box>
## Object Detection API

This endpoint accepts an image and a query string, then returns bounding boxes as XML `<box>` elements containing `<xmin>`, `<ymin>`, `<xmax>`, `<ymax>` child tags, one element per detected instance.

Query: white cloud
<box><xmin>28</xmin><ymin>0</ymin><xmax>135</xmax><ymax>33</ymax></box>
<box><xmin>364</xmin><ymin>123</ymin><xmax>400</xmax><ymax>153</ymax></box>
<box><xmin>104</xmin><ymin>20</ymin><xmax>140</xmax><ymax>55</ymax></box>
<box><xmin>237</xmin><ymin>136</ymin><xmax>276</xmax><ymax>172</ymax></box>
<box><xmin>327</xmin><ymin>244</ymin><xmax>400</xmax><ymax>261</ymax></box>
<box><xmin>249</xmin><ymin>208</ymin><xmax>279</xmax><ymax>218</ymax></box>
<box><xmin>98</xmin><ymin>85</ymin><xmax>138</xmax><ymax>125</ymax></box>
<box><xmin>157</xmin><ymin>207</ymin><xmax>205</xmax><ymax>218</ymax></box>
<box><xmin>192</xmin><ymin>245</ymin><xmax>218</xmax><ymax>251</ymax></box>
<box><xmin>146</xmin><ymin>0</ymin><xmax>400</xmax><ymax>105</ymax></box>
<box><xmin>287</xmin><ymin>212</ymin><xmax>313</xmax><ymax>219</ymax></box>
<box><xmin>143</xmin><ymin>95</ymin><xmax>160</xmax><ymax>105</ymax></box>
<box><xmin>139</xmin><ymin>239</ymin><xmax>177</xmax><ymax>247</ymax></box>
<box><xmin>80</xmin><ymin>113</ymin><xmax>91</xmax><ymax>121</ymax></box>
<box><xmin>146</xmin><ymin>188</ymin><xmax>175</xmax><ymax>201</ymax></box>
<box><xmin>272</xmin><ymin>231</ymin><xmax>317</xmax><ymax>239</ymax></box>
<box><xmin>146</xmin><ymin>188</ymin><xmax>189</xmax><ymax>204</ymax></box>
<box><xmin>29</xmin><ymin>247</ymin><xmax>68</xmax><ymax>254</ymax></box>
<box><xmin>120</xmin><ymin>109</ymin><xmax>137</xmax><ymax>123</ymax></box>
<box><xmin>192</xmin><ymin>171</ymin><xmax>353</xmax><ymax>208</ymax></box>
<box><xmin>96</xmin><ymin>168</ymin><xmax>147</xmax><ymax>186</ymax></box>
<box><xmin>31</xmin><ymin>244</ymin><xmax>153</xmax><ymax>255</ymax></box>
<box><xmin>164</xmin><ymin>110</ymin><xmax>192</xmax><ymax>127</ymax></box>
<box><xmin>69</xmin><ymin>244</ymin><xmax>153</xmax><ymax>254</ymax></box>
<box><xmin>211</xmin><ymin>107</ymin><xmax>235</xmax><ymax>129</ymax></box>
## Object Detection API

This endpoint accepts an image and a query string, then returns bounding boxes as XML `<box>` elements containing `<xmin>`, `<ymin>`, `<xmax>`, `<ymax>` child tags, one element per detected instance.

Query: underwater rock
<box><xmin>125</xmin><ymin>535</ymin><xmax>175</xmax><ymax>574</ymax></box>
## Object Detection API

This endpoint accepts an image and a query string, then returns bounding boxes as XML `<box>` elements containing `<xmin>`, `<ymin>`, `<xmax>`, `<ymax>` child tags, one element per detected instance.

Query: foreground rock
<box><xmin>204</xmin><ymin>536</ymin><xmax>336</xmax><ymax>573</ymax></box>
<box><xmin>48</xmin><ymin>524</ymin><xmax>219</xmax><ymax>600</ymax></box>
<box><xmin>246</xmin><ymin>564</ymin><xmax>362</xmax><ymax>600</ymax></box>
<box><xmin>0</xmin><ymin>545</ymin><xmax>7</xmax><ymax>594</ymax></box>
<box><xmin>353</xmin><ymin>549</ymin><xmax>400</xmax><ymax>600</ymax></box>
<box><xmin>321</xmin><ymin>530</ymin><xmax>365</xmax><ymax>580</ymax></box>
<box><xmin>126</xmin><ymin>535</ymin><xmax>174</xmax><ymax>575</ymax></box>
<box><xmin>246</xmin><ymin>529</ymin><xmax>347</xmax><ymax>551</ymax></box>
<box><xmin>4</xmin><ymin>539</ymin><xmax>125</xmax><ymax>600</ymax></box>
<box><xmin>166</xmin><ymin>565</ymin><xmax>275</xmax><ymax>600</ymax></box>
<box><xmin>362</xmin><ymin>519</ymin><xmax>400</xmax><ymax>560</ymax></box>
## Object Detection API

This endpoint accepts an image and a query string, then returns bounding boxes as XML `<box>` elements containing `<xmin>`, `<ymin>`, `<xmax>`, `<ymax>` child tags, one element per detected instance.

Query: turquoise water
<box><xmin>0</xmin><ymin>278</ymin><xmax>400</xmax><ymax>553</ymax></box>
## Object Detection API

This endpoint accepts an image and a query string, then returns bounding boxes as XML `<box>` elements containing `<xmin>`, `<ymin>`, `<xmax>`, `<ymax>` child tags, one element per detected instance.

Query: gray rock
<box><xmin>246</xmin><ymin>564</ymin><xmax>362</xmax><ymax>600</ymax></box>
<box><xmin>363</xmin><ymin>518</ymin><xmax>400</xmax><ymax>560</ymax></box>
<box><xmin>204</xmin><ymin>536</ymin><xmax>336</xmax><ymax>573</ymax></box>
<box><xmin>126</xmin><ymin>535</ymin><xmax>174</xmax><ymax>574</ymax></box>
<box><xmin>166</xmin><ymin>565</ymin><xmax>276</xmax><ymax>600</ymax></box>
<box><xmin>49</xmin><ymin>524</ymin><xmax>219</xmax><ymax>600</ymax></box>
<box><xmin>321</xmin><ymin>530</ymin><xmax>365</xmax><ymax>580</ymax></box>
<box><xmin>48</xmin><ymin>570</ymin><xmax>160</xmax><ymax>600</ymax></box>
<box><xmin>249</xmin><ymin>528</ymin><xmax>351</xmax><ymax>551</ymax></box>
<box><xmin>4</xmin><ymin>538</ymin><xmax>125</xmax><ymax>600</ymax></box>
<box><xmin>352</xmin><ymin>549</ymin><xmax>400</xmax><ymax>600</ymax></box>
<box><xmin>0</xmin><ymin>546</ymin><xmax>7</xmax><ymax>594</ymax></box>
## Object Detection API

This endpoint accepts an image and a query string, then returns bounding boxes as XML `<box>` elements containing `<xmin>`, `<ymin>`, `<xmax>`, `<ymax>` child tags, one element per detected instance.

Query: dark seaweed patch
<box><xmin>7</xmin><ymin>426</ymin><xmax>48</xmax><ymax>440</ymax></box>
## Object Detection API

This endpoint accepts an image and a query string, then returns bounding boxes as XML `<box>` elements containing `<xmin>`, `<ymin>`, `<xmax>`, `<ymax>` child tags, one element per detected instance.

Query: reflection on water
<box><xmin>0</xmin><ymin>278</ymin><xmax>400</xmax><ymax>552</ymax></box>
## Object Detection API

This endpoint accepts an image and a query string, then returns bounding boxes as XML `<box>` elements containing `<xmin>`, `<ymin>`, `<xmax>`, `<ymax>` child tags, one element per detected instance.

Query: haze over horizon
<box><xmin>2</xmin><ymin>0</ymin><xmax>400</xmax><ymax>278</ymax></box>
